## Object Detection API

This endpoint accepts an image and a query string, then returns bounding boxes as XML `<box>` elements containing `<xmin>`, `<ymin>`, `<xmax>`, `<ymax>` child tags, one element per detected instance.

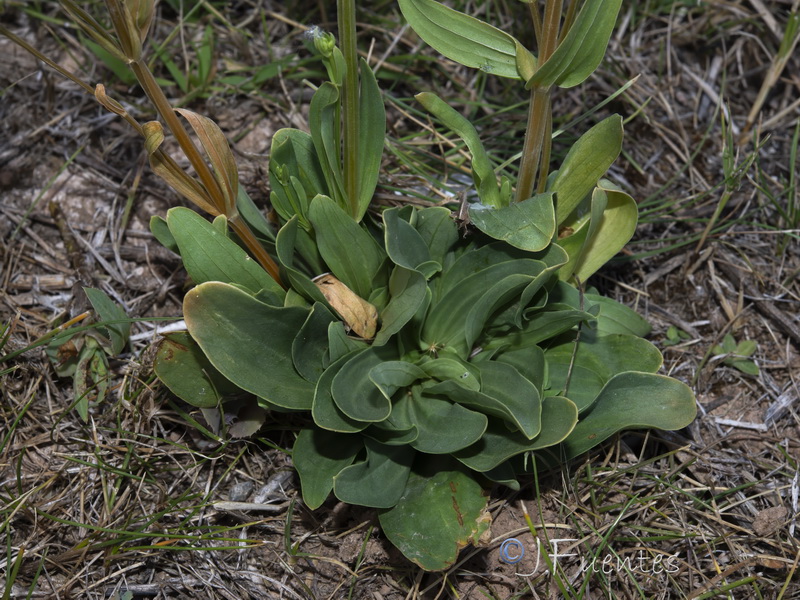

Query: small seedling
<box><xmin>663</xmin><ymin>325</ymin><xmax>692</xmax><ymax>347</ymax></box>
<box><xmin>712</xmin><ymin>333</ymin><xmax>759</xmax><ymax>376</ymax></box>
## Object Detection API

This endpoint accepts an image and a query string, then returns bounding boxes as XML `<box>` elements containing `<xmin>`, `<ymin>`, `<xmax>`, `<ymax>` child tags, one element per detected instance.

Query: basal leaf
<box><xmin>293</xmin><ymin>427</ymin><xmax>362</xmax><ymax>509</ymax></box>
<box><xmin>183</xmin><ymin>281</ymin><xmax>314</xmax><ymax>409</ymax></box>
<box><xmin>415</xmin><ymin>206</ymin><xmax>460</xmax><ymax>266</ymax></box>
<box><xmin>561</xmin><ymin>372</ymin><xmax>696</xmax><ymax>459</ymax></box>
<box><xmin>307</xmin><ymin>195</ymin><xmax>386</xmax><ymax>299</ymax></box>
<box><xmin>428</xmin><ymin>360</ymin><xmax>541</xmax><ymax>440</ymax></box>
<box><xmin>545</xmin><ymin>332</ymin><xmax>663</xmax><ymax>411</ymax></box>
<box><xmin>369</xmin><ymin>361</ymin><xmax>427</xmax><ymax>399</ymax></box>
<box><xmin>154</xmin><ymin>331</ymin><xmax>241</xmax><ymax>408</ymax></box>
<box><xmin>312</xmin><ymin>352</ymin><xmax>369</xmax><ymax>433</ymax></box>
<box><xmin>454</xmin><ymin>395</ymin><xmax>578</xmax><ymax>471</ymax></box>
<box><xmin>585</xmin><ymin>293</ymin><xmax>651</xmax><ymax>337</ymax></box>
<box><xmin>275</xmin><ymin>216</ymin><xmax>330</xmax><ymax>304</ymax></box>
<box><xmin>333</xmin><ymin>439</ymin><xmax>414</xmax><ymax>508</ymax></box>
<box><xmin>332</xmin><ymin>348</ymin><xmax>392</xmax><ymax>422</ymax></box>
<box><xmin>394</xmin><ymin>388</ymin><xmax>487</xmax><ymax>454</ymax></box>
<box><xmin>293</xmin><ymin>303</ymin><xmax>338</xmax><ymax>383</ymax></box>
<box><xmin>374</xmin><ymin>267</ymin><xmax>428</xmax><ymax>347</ymax></box>
<box><xmin>384</xmin><ymin>207</ymin><xmax>436</xmax><ymax>274</ymax></box>
<box><xmin>379</xmin><ymin>458</ymin><xmax>490</xmax><ymax>571</ymax></box>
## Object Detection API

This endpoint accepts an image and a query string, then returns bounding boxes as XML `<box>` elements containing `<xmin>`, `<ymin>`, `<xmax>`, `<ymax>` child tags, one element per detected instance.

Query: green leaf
<box><xmin>154</xmin><ymin>331</ymin><xmax>240</xmax><ymax>408</ymax></box>
<box><xmin>356</xmin><ymin>58</ymin><xmax>386</xmax><ymax>222</ymax></box>
<box><xmin>424</xmin><ymin>259</ymin><xmax>544</xmax><ymax>353</ymax></box>
<box><xmin>275</xmin><ymin>217</ymin><xmax>330</xmax><ymax>305</ymax></box>
<box><xmin>528</xmin><ymin>0</ymin><xmax>623</xmax><ymax>89</ymax></box>
<box><xmin>415</xmin><ymin>207</ymin><xmax>460</xmax><ymax>266</ymax></box>
<box><xmin>333</xmin><ymin>439</ymin><xmax>414</xmax><ymax>508</ymax></box>
<box><xmin>183</xmin><ymin>282</ymin><xmax>314</xmax><ymax>409</ymax></box>
<box><xmin>468</xmin><ymin>192</ymin><xmax>556</xmax><ymax>251</ymax></box>
<box><xmin>150</xmin><ymin>215</ymin><xmax>178</xmax><ymax>253</ymax></box>
<box><xmin>429</xmin><ymin>361</ymin><xmax>542</xmax><ymax>439</ymax></box>
<box><xmin>570</xmin><ymin>185</ymin><xmax>638</xmax><ymax>281</ymax></box>
<box><xmin>83</xmin><ymin>287</ymin><xmax>130</xmax><ymax>355</ymax></box>
<box><xmin>455</xmin><ymin>395</ymin><xmax>578</xmax><ymax>471</ymax></box>
<box><xmin>585</xmin><ymin>293</ymin><xmax>651</xmax><ymax>337</ymax></box>
<box><xmin>398</xmin><ymin>0</ymin><xmax>522</xmax><ymax>79</ymax></box>
<box><xmin>166</xmin><ymin>207</ymin><xmax>284</xmax><ymax>298</ymax></box>
<box><xmin>379</xmin><ymin>458</ymin><xmax>490</xmax><ymax>571</ymax></box>
<box><xmin>495</xmin><ymin>345</ymin><xmax>546</xmax><ymax>391</ymax></box>
<box><xmin>384</xmin><ymin>207</ymin><xmax>437</xmax><ymax>275</ymax></box>
<box><xmin>369</xmin><ymin>361</ymin><xmax>427</xmax><ymax>398</ymax></box>
<box><xmin>393</xmin><ymin>388</ymin><xmax>487</xmax><ymax>454</ymax></box>
<box><xmin>293</xmin><ymin>428</ymin><xmax>363</xmax><ymax>509</ymax></box>
<box><xmin>327</xmin><ymin>322</ymin><xmax>368</xmax><ymax>364</ymax></box>
<box><xmin>332</xmin><ymin>349</ymin><xmax>392</xmax><ymax>422</ymax></box>
<box><xmin>419</xmin><ymin>356</ymin><xmax>480</xmax><ymax>391</ymax></box>
<box><xmin>312</xmin><ymin>352</ymin><xmax>369</xmax><ymax>433</ymax></box>
<box><xmin>309</xmin><ymin>83</ymin><xmax>347</xmax><ymax>209</ymax></box>
<box><xmin>292</xmin><ymin>303</ymin><xmax>338</xmax><ymax>383</ymax></box>
<box><xmin>561</xmin><ymin>372</ymin><xmax>696</xmax><ymax>459</ymax></box>
<box><xmin>374</xmin><ymin>267</ymin><xmax>428</xmax><ymax>347</ymax></box>
<box><xmin>416</xmin><ymin>92</ymin><xmax>507</xmax><ymax>208</ymax></box>
<box><xmin>307</xmin><ymin>195</ymin><xmax>386</xmax><ymax>299</ymax></box>
<box><xmin>550</xmin><ymin>115</ymin><xmax>623</xmax><ymax>224</ymax></box>
<box><xmin>545</xmin><ymin>332</ymin><xmax>663</xmax><ymax>411</ymax></box>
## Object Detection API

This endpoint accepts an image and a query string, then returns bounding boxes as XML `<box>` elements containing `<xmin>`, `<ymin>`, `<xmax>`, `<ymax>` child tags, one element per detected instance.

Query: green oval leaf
<box><xmin>468</xmin><ymin>192</ymin><xmax>556</xmax><ymax>251</ymax></box>
<box><xmin>154</xmin><ymin>331</ymin><xmax>240</xmax><ymax>408</ymax></box>
<box><xmin>332</xmin><ymin>349</ymin><xmax>392</xmax><ymax>422</ymax></box>
<box><xmin>333</xmin><ymin>439</ymin><xmax>414</xmax><ymax>508</ymax></box>
<box><xmin>167</xmin><ymin>207</ymin><xmax>284</xmax><ymax>298</ymax></box>
<box><xmin>399</xmin><ymin>0</ymin><xmax>523</xmax><ymax>79</ymax></box>
<box><xmin>183</xmin><ymin>281</ymin><xmax>314</xmax><ymax>409</ymax></box>
<box><xmin>561</xmin><ymin>372</ymin><xmax>696</xmax><ymax>459</ymax></box>
<box><xmin>379</xmin><ymin>458</ymin><xmax>490</xmax><ymax>571</ymax></box>
<box><xmin>293</xmin><ymin>428</ymin><xmax>363</xmax><ymax>509</ymax></box>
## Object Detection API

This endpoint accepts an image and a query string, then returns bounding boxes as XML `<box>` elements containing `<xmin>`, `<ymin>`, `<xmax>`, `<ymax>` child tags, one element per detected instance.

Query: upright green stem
<box><xmin>515</xmin><ymin>87</ymin><xmax>550</xmax><ymax>202</ymax></box>
<box><xmin>338</xmin><ymin>0</ymin><xmax>360</xmax><ymax>218</ymax></box>
<box><xmin>514</xmin><ymin>0</ymin><xmax>561</xmax><ymax>203</ymax></box>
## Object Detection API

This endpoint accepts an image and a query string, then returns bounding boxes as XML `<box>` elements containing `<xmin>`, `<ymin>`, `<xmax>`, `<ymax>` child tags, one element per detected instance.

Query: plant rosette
<box><xmin>153</xmin><ymin>198</ymin><xmax>696</xmax><ymax>570</ymax></box>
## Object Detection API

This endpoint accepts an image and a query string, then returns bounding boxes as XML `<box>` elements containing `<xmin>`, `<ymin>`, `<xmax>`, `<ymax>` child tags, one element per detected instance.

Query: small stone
<box><xmin>752</xmin><ymin>506</ymin><xmax>788</xmax><ymax>537</ymax></box>
<box><xmin>229</xmin><ymin>481</ymin><xmax>254</xmax><ymax>502</ymax></box>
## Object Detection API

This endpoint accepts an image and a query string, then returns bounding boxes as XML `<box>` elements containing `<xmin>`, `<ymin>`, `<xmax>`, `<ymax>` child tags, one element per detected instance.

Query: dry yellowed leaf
<box><xmin>314</xmin><ymin>274</ymin><xmax>378</xmax><ymax>340</ymax></box>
